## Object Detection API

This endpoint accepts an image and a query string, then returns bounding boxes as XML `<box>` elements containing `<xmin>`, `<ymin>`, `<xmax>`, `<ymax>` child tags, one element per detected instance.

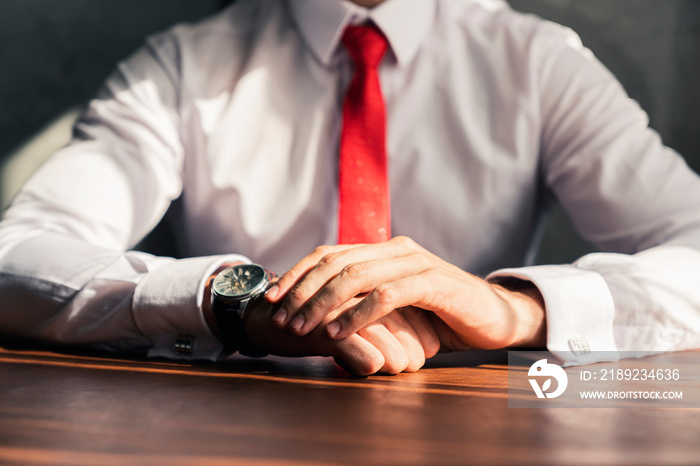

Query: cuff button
<box><xmin>568</xmin><ymin>335</ymin><xmax>591</xmax><ymax>356</ymax></box>
<box><xmin>174</xmin><ymin>334</ymin><xmax>194</xmax><ymax>355</ymax></box>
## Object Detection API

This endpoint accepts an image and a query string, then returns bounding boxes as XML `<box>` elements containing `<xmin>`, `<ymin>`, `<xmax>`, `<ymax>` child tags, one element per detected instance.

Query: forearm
<box><xmin>0</xmin><ymin>228</ymin><xmax>244</xmax><ymax>359</ymax></box>
<box><xmin>490</xmin><ymin>245</ymin><xmax>700</xmax><ymax>364</ymax></box>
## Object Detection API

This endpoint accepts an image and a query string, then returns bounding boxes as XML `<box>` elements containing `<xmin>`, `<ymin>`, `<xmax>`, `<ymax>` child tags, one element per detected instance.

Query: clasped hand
<box><xmin>263</xmin><ymin>236</ymin><xmax>546</xmax><ymax>373</ymax></box>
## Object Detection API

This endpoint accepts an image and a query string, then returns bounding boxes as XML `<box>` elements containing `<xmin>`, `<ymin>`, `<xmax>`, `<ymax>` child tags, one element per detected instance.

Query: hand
<box><xmin>202</xmin><ymin>260</ymin><xmax>439</xmax><ymax>375</ymax></box>
<box><xmin>242</xmin><ymin>299</ymin><xmax>440</xmax><ymax>375</ymax></box>
<box><xmin>264</xmin><ymin>236</ymin><xmax>547</xmax><ymax>350</ymax></box>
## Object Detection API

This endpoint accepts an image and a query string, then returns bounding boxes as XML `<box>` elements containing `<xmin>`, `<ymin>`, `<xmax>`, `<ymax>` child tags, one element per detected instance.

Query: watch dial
<box><xmin>213</xmin><ymin>265</ymin><xmax>266</xmax><ymax>298</ymax></box>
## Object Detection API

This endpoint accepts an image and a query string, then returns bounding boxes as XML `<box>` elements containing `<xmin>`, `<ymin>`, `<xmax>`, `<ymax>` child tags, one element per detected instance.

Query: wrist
<box><xmin>492</xmin><ymin>278</ymin><xmax>547</xmax><ymax>348</ymax></box>
<box><xmin>243</xmin><ymin>299</ymin><xmax>320</xmax><ymax>357</ymax></box>
<box><xmin>202</xmin><ymin>261</ymin><xmax>245</xmax><ymax>339</ymax></box>
<box><xmin>208</xmin><ymin>263</ymin><xmax>277</xmax><ymax>357</ymax></box>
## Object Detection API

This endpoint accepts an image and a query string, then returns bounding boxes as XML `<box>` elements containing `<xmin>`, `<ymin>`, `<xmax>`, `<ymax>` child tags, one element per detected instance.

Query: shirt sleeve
<box><xmin>489</xmin><ymin>25</ymin><xmax>700</xmax><ymax>365</ymax></box>
<box><xmin>0</xmin><ymin>32</ymin><xmax>247</xmax><ymax>360</ymax></box>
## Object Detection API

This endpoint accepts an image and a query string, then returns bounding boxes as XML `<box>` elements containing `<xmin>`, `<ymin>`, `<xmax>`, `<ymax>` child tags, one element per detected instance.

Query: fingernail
<box><xmin>265</xmin><ymin>284</ymin><xmax>279</xmax><ymax>301</ymax></box>
<box><xmin>326</xmin><ymin>321</ymin><xmax>341</xmax><ymax>338</ymax></box>
<box><xmin>289</xmin><ymin>314</ymin><xmax>305</xmax><ymax>332</ymax></box>
<box><xmin>272</xmin><ymin>307</ymin><xmax>287</xmax><ymax>325</ymax></box>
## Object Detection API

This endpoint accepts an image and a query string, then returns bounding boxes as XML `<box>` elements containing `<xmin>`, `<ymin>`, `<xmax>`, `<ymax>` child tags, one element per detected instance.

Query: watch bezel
<box><xmin>211</xmin><ymin>264</ymin><xmax>271</xmax><ymax>304</ymax></box>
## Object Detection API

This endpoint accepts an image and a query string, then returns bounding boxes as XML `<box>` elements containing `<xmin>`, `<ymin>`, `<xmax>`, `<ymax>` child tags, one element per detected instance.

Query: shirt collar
<box><xmin>287</xmin><ymin>0</ymin><xmax>437</xmax><ymax>67</ymax></box>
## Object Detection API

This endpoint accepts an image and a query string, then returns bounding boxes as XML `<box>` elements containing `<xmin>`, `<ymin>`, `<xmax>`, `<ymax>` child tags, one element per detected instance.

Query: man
<box><xmin>1</xmin><ymin>0</ymin><xmax>700</xmax><ymax>374</ymax></box>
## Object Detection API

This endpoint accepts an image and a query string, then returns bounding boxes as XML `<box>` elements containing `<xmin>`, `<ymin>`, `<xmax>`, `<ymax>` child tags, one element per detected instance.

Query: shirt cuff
<box><xmin>487</xmin><ymin>264</ymin><xmax>618</xmax><ymax>366</ymax></box>
<box><xmin>132</xmin><ymin>254</ymin><xmax>249</xmax><ymax>360</ymax></box>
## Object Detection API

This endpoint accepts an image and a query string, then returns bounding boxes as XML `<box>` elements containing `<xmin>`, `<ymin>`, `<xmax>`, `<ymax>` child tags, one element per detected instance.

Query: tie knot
<box><xmin>342</xmin><ymin>25</ymin><xmax>388</xmax><ymax>70</ymax></box>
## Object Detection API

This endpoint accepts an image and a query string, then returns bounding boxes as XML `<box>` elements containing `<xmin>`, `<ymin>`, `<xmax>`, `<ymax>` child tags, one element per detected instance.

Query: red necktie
<box><xmin>337</xmin><ymin>25</ymin><xmax>391</xmax><ymax>244</ymax></box>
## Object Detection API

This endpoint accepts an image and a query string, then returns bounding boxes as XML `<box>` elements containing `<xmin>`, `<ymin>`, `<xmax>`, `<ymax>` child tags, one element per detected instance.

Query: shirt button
<box><xmin>174</xmin><ymin>334</ymin><xmax>194</xmax><ymax>355</ymax></box>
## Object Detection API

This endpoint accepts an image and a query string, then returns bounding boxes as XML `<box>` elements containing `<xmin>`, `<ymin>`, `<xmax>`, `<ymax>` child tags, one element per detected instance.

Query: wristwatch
<box><xmin>210</xmin><ymin>263</ymin><xmax>275</xmax><ymax>356</ymax></box>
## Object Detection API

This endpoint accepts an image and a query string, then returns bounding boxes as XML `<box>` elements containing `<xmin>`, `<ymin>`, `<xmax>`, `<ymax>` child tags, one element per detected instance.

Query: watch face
<box><xmin>212</xmin><ymin>264</ymin><xmax>267</xmax><ymax>300</ymax></box>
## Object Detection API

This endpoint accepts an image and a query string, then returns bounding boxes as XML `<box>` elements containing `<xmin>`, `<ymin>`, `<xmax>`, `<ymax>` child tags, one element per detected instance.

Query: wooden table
<box><xmin>1</xmin><ymin>345</ymin><xmax>699</xmax><ymax>465</ymax></box>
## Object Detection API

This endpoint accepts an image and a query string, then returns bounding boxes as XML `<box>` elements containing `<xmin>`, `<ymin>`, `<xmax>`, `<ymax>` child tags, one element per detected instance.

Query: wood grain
<box><xmin>1</xmin><ymin>346</ymin><xmax>699</xmax><ymax>465</ymax></box>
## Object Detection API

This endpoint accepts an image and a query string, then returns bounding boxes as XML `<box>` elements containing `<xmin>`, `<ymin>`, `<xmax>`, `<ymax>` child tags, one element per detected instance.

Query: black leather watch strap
<box><xmin>212</xmin><ymin>295</ymin><xmax>268</xmax><ymax>357</ymax></box>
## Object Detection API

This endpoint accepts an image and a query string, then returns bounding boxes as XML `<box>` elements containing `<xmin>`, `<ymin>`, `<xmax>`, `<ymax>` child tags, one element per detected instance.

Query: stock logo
<box><xmin>528</xmin><ymin>359</ymin><xmax>568</xmax><ymax>399</ymax></box>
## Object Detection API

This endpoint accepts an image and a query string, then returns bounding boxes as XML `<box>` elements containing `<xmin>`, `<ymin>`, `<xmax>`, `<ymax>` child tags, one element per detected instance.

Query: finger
<box><xmin>357</xmin><ymin>322</ymin><xmax>409</xmax><ymax>375</ymax></box>
<box><xmin>244</xmin><ymin>295</ymin><xmax>387</xmax><ymax>376</ymax></box>
<box><xmin>274</xmin><ymin>236</ymin><xmax>426</xmax><ymax>330</ymax></box>
<box><xmin>265</xmin><ymin>244</ymin><xmax>358</xmax><ymax>304</ymax></box>
<box><xmin>400</xmin><ymin>307</ymin><xmax>441</xmax><ymax>359</ymax></box>
<box><xmin>278</xmin><ymin>237</ymin><xmax>428</xmax><ymax>331</ymax></box>
<box><xmin>326</xmin><ymin>333</ymin><xmax>386</xmax><ymax>376</ymax></box>
<box><xmin>278</xmin><ymin>242</ymin><xmax>406</xmax><ymax>330</ymax></box>
<box><xmin>379</xmin><ymin>312</ymin><xmax>426</xmax><ymax>372</ymax></box>
<box><xmin>286</xmin><ymin>252</ymin><xmax>434</xmax><ymax>336</ymax></box>
<box><xmin>327</xmin><ymin>268</ymin><xmax>459</xmax><ymax>340</ymax></box>
<box><xmin>268</xmin><ymin>244</ymin><xmax>358</xmax><ymax>327</ymax></box>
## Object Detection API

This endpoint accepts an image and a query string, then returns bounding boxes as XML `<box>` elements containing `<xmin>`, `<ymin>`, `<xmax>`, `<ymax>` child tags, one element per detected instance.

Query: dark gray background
<box><xmin>1</xmin><ymin>0</ymin><xmax>698</xmax><ymax>264</ymax></box>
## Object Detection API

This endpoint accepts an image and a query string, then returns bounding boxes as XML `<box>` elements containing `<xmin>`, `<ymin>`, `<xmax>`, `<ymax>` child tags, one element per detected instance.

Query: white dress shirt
<box><xmin>2</xmin><ymin>0</ymin><xmax>700</xmax><ymax>364</ymax></box>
